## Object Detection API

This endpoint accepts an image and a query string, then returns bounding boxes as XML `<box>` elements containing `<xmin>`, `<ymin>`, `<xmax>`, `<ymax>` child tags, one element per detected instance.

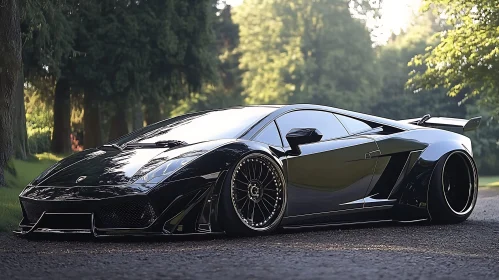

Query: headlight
<box><xmin>132</xmin><ymin>156</ymin><xmax>198</xmax><ymax>185</ymax></box>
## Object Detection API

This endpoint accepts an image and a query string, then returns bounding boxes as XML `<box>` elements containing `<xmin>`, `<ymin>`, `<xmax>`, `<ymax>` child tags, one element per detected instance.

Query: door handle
<box><xmin>365</xmin><ymin>150</ymin><xmax>381</xmax><ymax>159</ymax></box>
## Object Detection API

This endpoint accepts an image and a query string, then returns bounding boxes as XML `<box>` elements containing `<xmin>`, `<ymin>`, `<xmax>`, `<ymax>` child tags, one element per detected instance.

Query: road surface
<box><xmin>1</xmin><ymin>188</ymin><xmax>498</xmax><ymax>280</ymax></box>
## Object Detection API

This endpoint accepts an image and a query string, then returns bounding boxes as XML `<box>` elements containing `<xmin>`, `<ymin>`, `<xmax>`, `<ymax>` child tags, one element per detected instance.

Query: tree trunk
<box><xmin>51</xmin><ymin>78</ymin><xmax>71</xmax><ymax>154</ymax></box>
<box><xmin>132</xmin><ymin>97</ymin><xmax>144</xmax><ymax>131</ymax></box>
<box><xmin>0</xmin><ymin>0</ymin><xmax>22</xmax><ymax>186</ymax></box>
<box><xmin>13</xmin><ymin>66</ymin><xmax>28</xmax><ymax>159</ymax></box>
<box><xmin>108</xmin><ymin>102</ymin><xmax>129</xmax><ymax>141</ymax></box>
<box><xmin>83</xmin><ymin>93</ymin><xmax>102</xmax><ymax>149</ymax></box>
<box><xmin>144</xmin><ymin>100</ymin><xmax>162</xmax><ymax>125</ymax></box>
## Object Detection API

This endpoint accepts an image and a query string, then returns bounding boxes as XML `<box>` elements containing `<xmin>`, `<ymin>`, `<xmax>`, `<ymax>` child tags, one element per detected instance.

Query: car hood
<box><xmin>34</xmin><ymin>139</ymin><xmax>233</xmax><ymax>187</ymax></box>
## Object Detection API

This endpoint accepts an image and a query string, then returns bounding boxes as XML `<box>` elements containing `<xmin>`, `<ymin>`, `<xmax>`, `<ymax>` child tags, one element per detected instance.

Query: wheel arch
<box><xmin>147</xmin><ymin>140</ymin><xmax>285</xmax><ymax>234</ymax></box>
<box><xmin>392</xmin><ymin>140</ymin><xmax>475</xmax><ymax>221</ymax></box>
<box><xmin>206</xmin><ymin>141</ymin><xmax>286</xmax><ymax>233</ymax></box>
<box><xmin>425</xmin><ymin>148</ymin><xmax>478</xmax><ymax>221</ymax></box>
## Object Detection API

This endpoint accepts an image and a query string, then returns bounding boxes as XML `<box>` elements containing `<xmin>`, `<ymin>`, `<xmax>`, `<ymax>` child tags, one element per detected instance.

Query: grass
<box><xmin>480</xmin><ymin>176</ymin><xmax>499</xmax><ymax>188</ymax></box>
<box><xmin>0</xmin><ymin>153</ymin><xmax>498</xmax><ymax>232</ymax></box>
<box><xmin>0</xmin><ymin>153</ymin><xmax>64</xmax><ymax>232</ymax></box>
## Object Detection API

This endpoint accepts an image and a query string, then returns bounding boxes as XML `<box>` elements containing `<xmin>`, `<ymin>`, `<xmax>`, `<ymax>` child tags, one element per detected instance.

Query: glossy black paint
<box><xmin>284</xmin><ymin>136</ymin><xmax>378</xmax><ymax>217</ymax></box>
<box><xmin>17</xmin><ymin>104</ymin><xmax>479</xmax><ymax>236</ymax></box>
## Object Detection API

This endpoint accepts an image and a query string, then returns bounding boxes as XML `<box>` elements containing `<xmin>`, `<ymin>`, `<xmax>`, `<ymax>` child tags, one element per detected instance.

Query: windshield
<box><xmin>110</xmin><ymin>107</ymin><xmax>277</xmax><ymax>146</ymax></box>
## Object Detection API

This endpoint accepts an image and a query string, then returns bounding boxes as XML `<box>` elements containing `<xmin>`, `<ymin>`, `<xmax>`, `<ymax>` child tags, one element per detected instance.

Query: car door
<box><xmin>275</xmin><ymin>110</ymin><xmax>379</xmax><ymax>218</ymax></box>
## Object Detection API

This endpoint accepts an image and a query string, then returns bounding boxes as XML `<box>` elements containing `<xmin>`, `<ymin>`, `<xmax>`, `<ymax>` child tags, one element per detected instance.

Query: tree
<box><xmin>234</xmin><ymin>0</ymin><xmax>380</xmax><ymax>112</ymax></box>
<box><xmin>409</xmin><ymin>0</ymin><xmax>499</xmax><ymax>113</ymax></box>
<box><xmin>22</xmin><ymin>0</ymin><xmax>75</xmax><ymax>154</ymax></box>
<box><xmin>63</xmin><ymin>0</ymin><xmax>217</xmax><ymax>147</ymax></box>
<box><xmin>373</xmin><ymin>12</ymin><xmax>466</xmax><ymax>120</ymax></box>
<box><xmin>173</xmin><ymin>2</ymin><xmax>244</xmax><ymax>115</ymax></box>
<box><xmin>133</xmin><ymin>0</ymin><xmax>217</xmax><ymax>125</ymax></box>
<box><xmin>0</xmin><ymin>0</ymin><xmax>22</xmax><ymax>186</ymax></box>
<box><xmin>13</xmin><ymin>65</ymin><xmax>29</xmax><ymax>159</ymax></box>
<box><xmin>50</xmin><ymin>77</ymin><xmax>71</xmax><ymax>153</ymax></box>
<box><xmin>408</xmin><ymin>1</ymin><xmax>499</xmax><ymax>174</ymax></box>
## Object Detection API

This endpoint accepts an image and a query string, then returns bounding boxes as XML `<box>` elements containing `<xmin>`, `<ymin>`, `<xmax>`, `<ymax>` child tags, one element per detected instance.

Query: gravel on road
<box><xmin>1</xmin><ymin>188</ymin><xmax>498</xmax><ymax>280</ymax></box>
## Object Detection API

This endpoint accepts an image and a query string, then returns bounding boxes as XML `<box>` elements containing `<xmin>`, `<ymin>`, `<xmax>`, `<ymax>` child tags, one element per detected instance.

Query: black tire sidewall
<box><xmin>219</xmin><ymin>152</ymin><xmax>287</xmax><ymax>236</ymax></box>
<box><xmin>428</xmin><ymin>151</ymin><xmax>477</xmax><ymax>224</ymax></box>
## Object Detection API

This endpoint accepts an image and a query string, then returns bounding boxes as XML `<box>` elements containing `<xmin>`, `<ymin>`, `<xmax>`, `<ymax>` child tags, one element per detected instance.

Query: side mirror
<box><xmin>285</xmin><ymin>128</ymin><xmax>322</xmax><ymax>155</ymax></box>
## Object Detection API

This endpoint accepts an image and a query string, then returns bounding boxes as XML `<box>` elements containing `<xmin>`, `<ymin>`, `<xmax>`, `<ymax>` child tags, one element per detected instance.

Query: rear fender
<box><xmin>392</xmin><ymin>141</ymin><xmax>470</xmax><ymax>221</ymax></box>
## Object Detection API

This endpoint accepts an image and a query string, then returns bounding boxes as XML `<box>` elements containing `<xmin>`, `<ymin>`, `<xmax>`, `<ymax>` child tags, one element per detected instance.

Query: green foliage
<box><xmin>235</xmin><ymin>0</ymin><xmax>380</xmax><ymax>112</ymax></box>
<box><xmin>373</xmin><ymin>11</ymin><xmax>499</xmax><ymax>175</ymax></box>
<box><xmin>173</xmin><ymin>3</ymin><xmax>244</xmax><ymax>115</ymax></box>
<box><xmin>28</xmin><ymin>131</ymin><xmax>52</xmax><ymax>154</ymax></box>
<box><xmin>24</xmin><ymin>86</ymin><xmax>53</xmax><ymax>154</ymax></box>
<box><xmin>25</xmin><ymin>86</ymin><xmax>52</xmax><ymax>136</ymax></box>
<box><xmin>409</xmin><ymin>0</ymin><xmax>499</xmax><ymax>112</ymax></box>
<box><xmin>373</xmin><ymin>12</ymin><xmax>466</xmax><ymax>120</ymax></box>
<box><xmin>403</xmin><ymin>1</ymin><xmax>499</xmax><ymax>175</ymax></box>
<box><xmin>21</xmin><ymin>0</ymin><xmax>75</xmax><ymax>81</ymax></box>
<box><xmin>19</xmin><ymin>0</ymin><xmax>220</xmax><ymax>145</ymax></box>
<box><xmin>58</xmin><ymin>0</ymin><xmax>219</xmax><ymax>128</ymax></box>
<box><xmin>465</xmin><ymin>104</ymin><xmax>499</xmax><ymax>175</ymax></box>
<box><xmin>480</xmin><ymin>176</ymin><xmax>499</xmax><ymax>188</ymax></box>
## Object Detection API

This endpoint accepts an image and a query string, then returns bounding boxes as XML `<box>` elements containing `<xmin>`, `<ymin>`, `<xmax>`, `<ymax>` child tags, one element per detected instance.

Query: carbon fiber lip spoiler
<box><xmin>400</xmin><ymin>116</ymin><xmax>482</xmax><ymax>134</ymax></box>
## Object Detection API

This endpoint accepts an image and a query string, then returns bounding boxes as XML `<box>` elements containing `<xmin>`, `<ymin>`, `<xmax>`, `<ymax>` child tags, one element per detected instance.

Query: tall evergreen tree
<box><xmin>173</xmin><ymin>2</ymin><xmax>244</xmax><ymax>115</ymax></box>
<box><xmin>22</xmin><ymin>0</ymin><xmax>75</xmax><ymax>155</ymax></box>
<box><xmin>64</xmin><ymin>0</ymin><xmax>217</xmax><ymax>146</ymax></box>
<box><xmin>139</xmin><ymin>0</ymin><xmax>217</xmax><ymax>124</ymax></box>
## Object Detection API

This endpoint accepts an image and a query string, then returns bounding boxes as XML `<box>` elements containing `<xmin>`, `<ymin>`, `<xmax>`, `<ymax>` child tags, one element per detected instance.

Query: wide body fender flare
<box><xmin>392</xmin><ymin>140</ymin><xmax>474</xmax><ymax>221</ymax></box>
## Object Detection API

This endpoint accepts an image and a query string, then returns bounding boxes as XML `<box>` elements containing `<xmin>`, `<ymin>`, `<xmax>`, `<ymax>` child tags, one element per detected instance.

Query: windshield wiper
<box><xmin>124</xmin><ymin>140</ymin><xmax>187</xmax><ymax>149</ymax></box>
<box><xmin>154</xmin><ymin>140</ymin><xmax>187</xmax><ymax>148</ymax></box>
<box><xmin>99</xmin><ymin>144</ymin><xmax>123</xmax><ymax>151</ymax></box>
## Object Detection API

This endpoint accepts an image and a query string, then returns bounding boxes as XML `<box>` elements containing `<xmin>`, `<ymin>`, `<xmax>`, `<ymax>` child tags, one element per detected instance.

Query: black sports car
<box><xmin>17</xmin><ymin>104</ymin><xmax>482</xmax><ymax>237</ymax></box>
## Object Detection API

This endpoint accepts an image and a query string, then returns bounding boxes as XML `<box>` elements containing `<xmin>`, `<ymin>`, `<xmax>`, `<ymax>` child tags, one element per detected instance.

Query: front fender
<box><xmin>145</xmin><ymin>140</ymin><xmax>284</xmax><ymax>234</ymax></box>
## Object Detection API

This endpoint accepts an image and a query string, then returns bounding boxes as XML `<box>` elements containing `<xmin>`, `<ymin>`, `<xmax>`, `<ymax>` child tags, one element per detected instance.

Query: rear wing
<box><xmin>399</xmin><ymin>115</ymin><xmax>482</xmax><ymax>134</ymax></box>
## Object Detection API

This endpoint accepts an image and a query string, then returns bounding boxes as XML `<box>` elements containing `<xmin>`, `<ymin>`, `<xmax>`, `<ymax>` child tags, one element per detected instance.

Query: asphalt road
<box><xmin>1</xmin><ymin>188</ymin><xmax>499</xmax><ymax>280</ymax></box>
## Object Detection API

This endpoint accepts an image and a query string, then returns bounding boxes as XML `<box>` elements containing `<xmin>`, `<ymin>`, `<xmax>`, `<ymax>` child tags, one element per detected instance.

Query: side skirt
<box><xmin>281</xmin><ymin>205</ymin><xmax>393</xmax><ymax>226</ymax></box>
<box><xmin>282</xmin><ymin>218</ymin><xmax>429</xmax><ymax>231</ymax></box>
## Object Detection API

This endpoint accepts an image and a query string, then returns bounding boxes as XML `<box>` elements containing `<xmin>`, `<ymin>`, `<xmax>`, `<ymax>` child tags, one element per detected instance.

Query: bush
<box><xmin>28</xmin><ymin>131</ymin><xmax>52</xmax><ymax>154</ymax></box>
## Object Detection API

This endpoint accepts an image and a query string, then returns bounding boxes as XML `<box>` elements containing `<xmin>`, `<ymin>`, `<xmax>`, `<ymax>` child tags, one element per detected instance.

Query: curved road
<box><xmin>1</xmin><ymin>188</ymin><xmax>498</xmax><ymax>280</ymax></box>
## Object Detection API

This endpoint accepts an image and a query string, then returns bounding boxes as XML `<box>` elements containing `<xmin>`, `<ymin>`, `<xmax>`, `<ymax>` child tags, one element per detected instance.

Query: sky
<box><xmin>375</xmin><ymin>0</ymin><xmax>422</xmax><ymax>43</ymax></box>
<box><xmin>224</xmin><ymin>0</ymin><xmax>422</xmax><ymax>45</ymax></box>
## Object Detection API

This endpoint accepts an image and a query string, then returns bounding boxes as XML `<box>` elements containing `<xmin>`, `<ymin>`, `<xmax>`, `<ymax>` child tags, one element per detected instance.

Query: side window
<box><xmin>335</xmin><ymin>114</ymin><xmax>373</xmax><ymax>135</ymax></box>
<box><xmin>254</xmin><ymin>121</ymin><xmax>283</xmax><ymax>146</ymax></box>
<box><xmin>276</xmin><ymin>110</ymin><xmax>349</xmax><ymax>146</ymax></box>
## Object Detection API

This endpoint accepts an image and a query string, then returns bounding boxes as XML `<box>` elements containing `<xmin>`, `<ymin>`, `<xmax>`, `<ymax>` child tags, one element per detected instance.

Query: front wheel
<box><xmin>219</xmin><ymin>153</ymin><xmax>287</xmax><ymax>236</ymax></box>
<box><xmin>428</xmin><ymin>150</ymin><xmax>478</xmax><ymax>224</ymax></box>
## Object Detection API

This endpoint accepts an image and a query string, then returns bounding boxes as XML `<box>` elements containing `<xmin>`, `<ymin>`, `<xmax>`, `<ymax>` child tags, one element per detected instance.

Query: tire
<box><xmin>219</xmin><ymin>153</ymin><xmax>287</xmax><ymax>236</ymax></box>
<box><xmin>428</xmin><ymin>150</ymin><xmax>478</xmax><ymax>224</ymax></box>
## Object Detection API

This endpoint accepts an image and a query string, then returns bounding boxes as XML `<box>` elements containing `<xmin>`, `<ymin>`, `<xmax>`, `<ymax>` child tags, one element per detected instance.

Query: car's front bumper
<box><xmin>17</xmin><ymin>194</ymin><xmax>164</xmax><ymax>237</ymax></box>
<box><xmin>16</xmin><ymin>172</ymin><xmax>227</xmax><ymax>238</ymax></box>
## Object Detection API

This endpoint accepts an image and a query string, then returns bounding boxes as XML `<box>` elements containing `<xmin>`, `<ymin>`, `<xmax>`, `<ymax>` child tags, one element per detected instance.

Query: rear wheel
<box><xmin>428</xmin><ymin>151</ymin><xmax>478</xmax><ymax>224</ymax></box>
<box><xmin>220</xmin><ymin>153</ymin><xmax>286</xmax><ymax>236</ymax></box>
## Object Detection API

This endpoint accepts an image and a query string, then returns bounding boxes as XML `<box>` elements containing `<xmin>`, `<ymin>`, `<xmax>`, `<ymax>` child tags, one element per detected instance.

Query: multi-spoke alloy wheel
<box><xmin>229</xmin><ymin>154</ymin><xmax>286</xmax><ymax>232</ymax></box>
<box><xmin>429</xmin><ymin>150</ymin><xmax>478</xmax><ymax>223</ymax></box>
